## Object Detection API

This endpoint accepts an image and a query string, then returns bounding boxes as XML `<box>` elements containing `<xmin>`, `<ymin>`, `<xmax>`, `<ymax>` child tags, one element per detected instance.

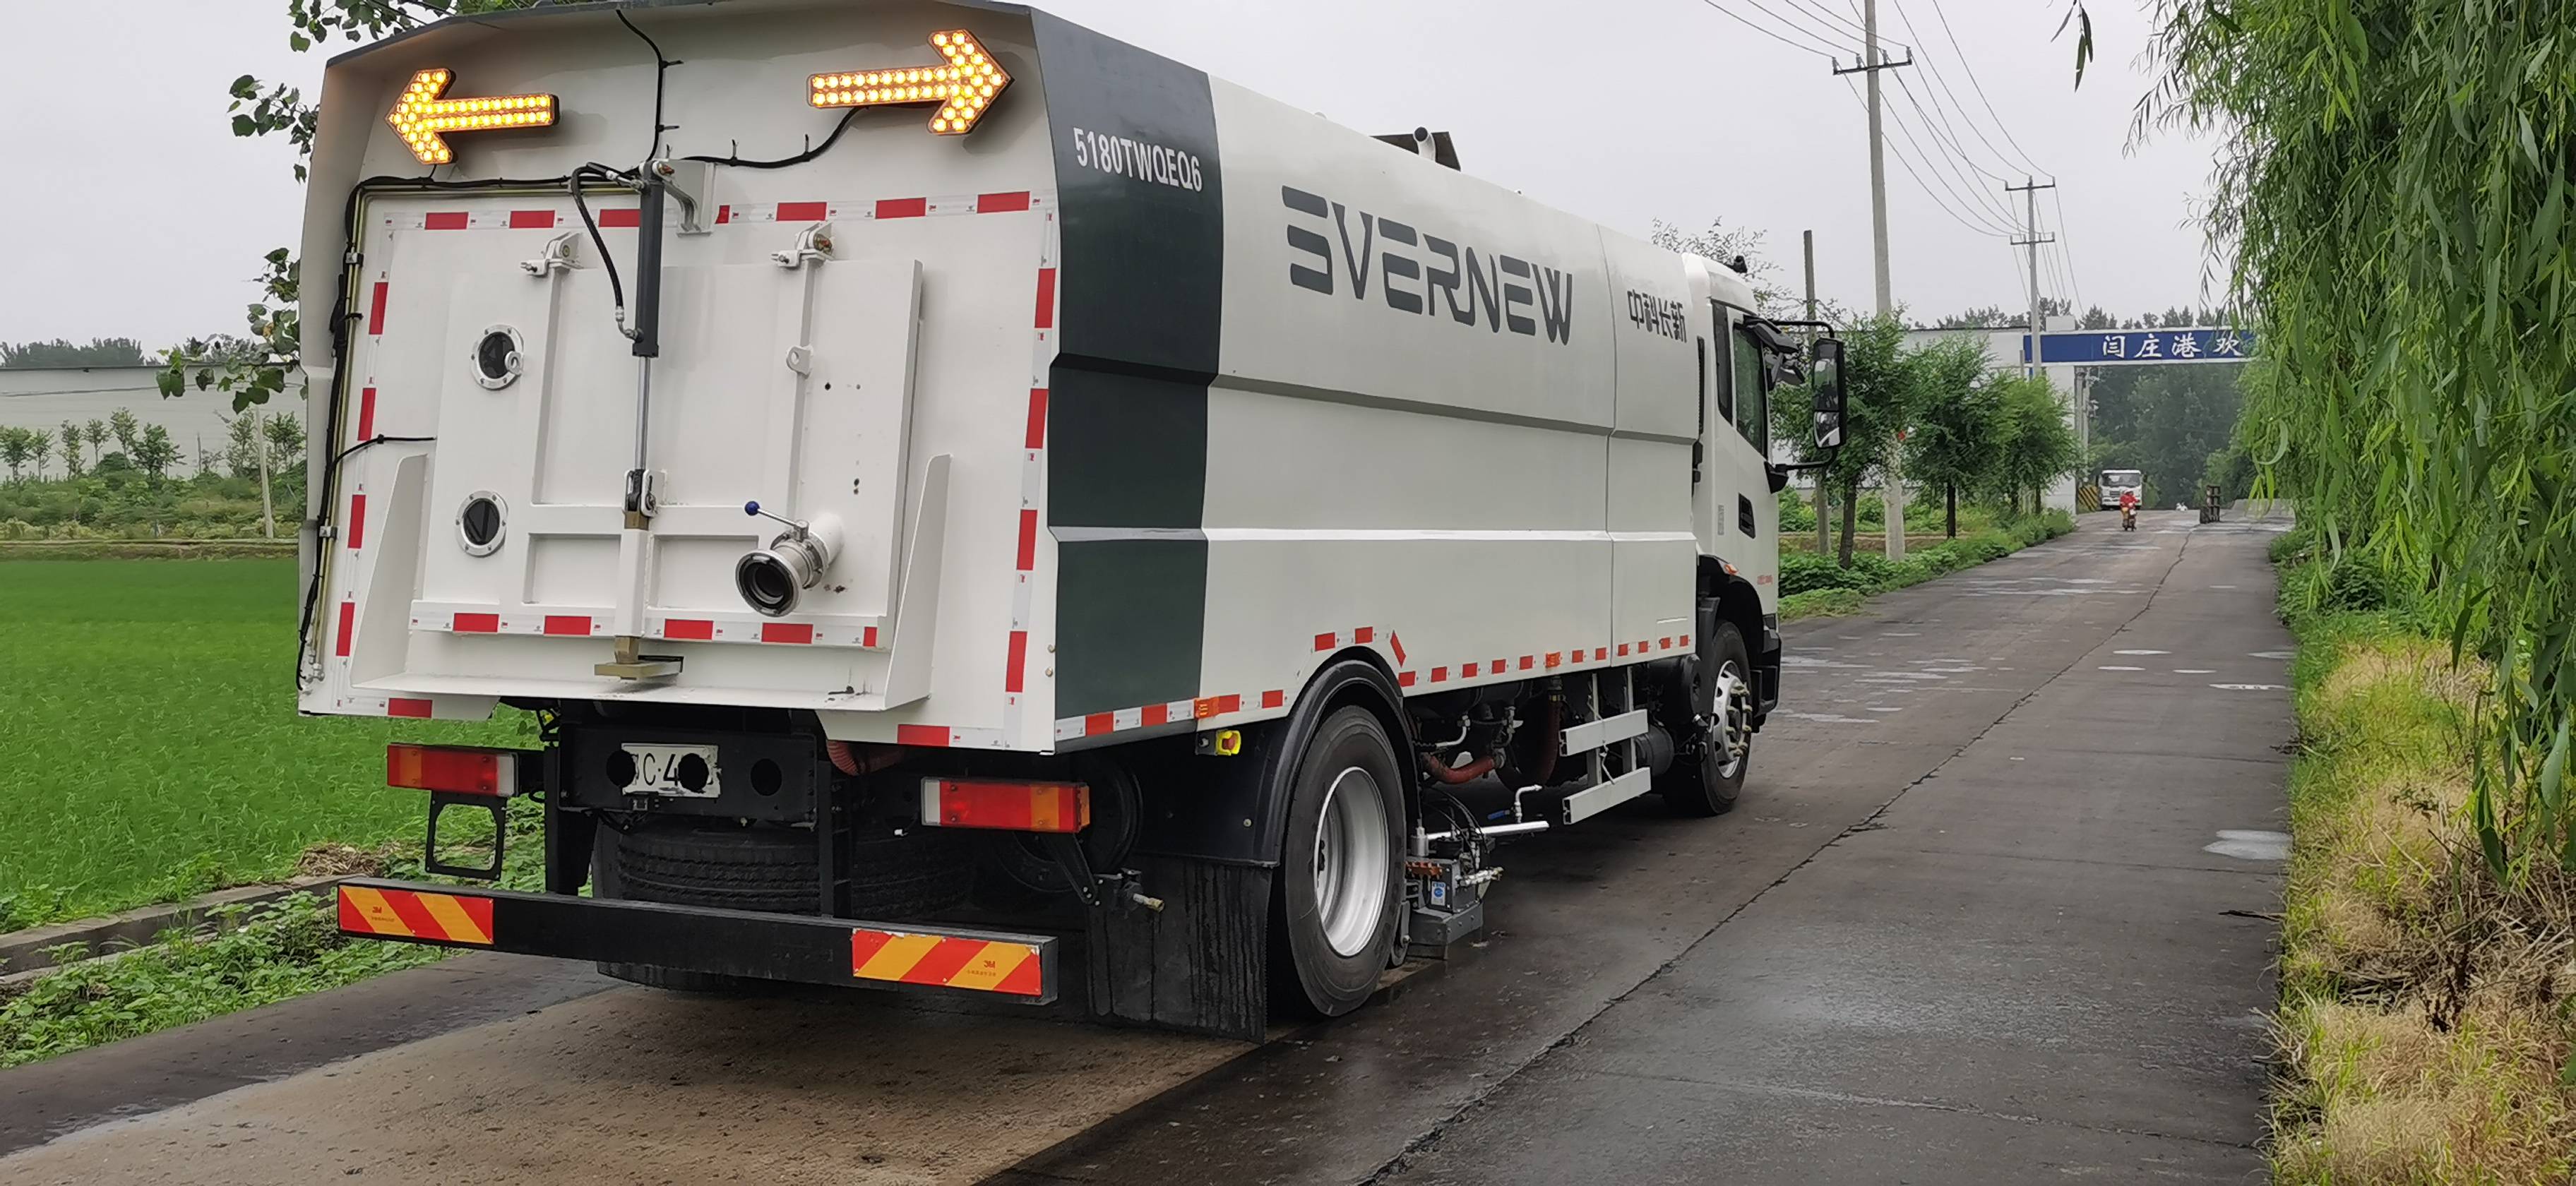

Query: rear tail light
<box><xmin>919</xmin><ymin>778</ymin><xmax>1089</xmax><ymax>832</ymax></box>
<box><xmin>387</xmin><ymin>743</ymin><xmax>520</xmax><ymax>797</ymax></box>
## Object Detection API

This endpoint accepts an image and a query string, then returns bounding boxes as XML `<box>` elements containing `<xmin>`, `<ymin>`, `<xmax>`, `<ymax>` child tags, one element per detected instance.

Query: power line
<box><xmin>1883</xmin><ymin>0</ymin><xmax>2046</xmax><ymax>184</ymax></box>
<box><xmin>1773</xmin><ymin>0</ymin><xmax>1871</xmax><ymax>45</ymax></box>
<box><xmin>1692</xmin><ymin>0</ymin><xmax>1847</xmax><ymax>59</ymax></box>
<box><xmin>2049</xmin><ymin>188</ymin><xmax>2087</xmax><ymax>311</ymax></box>
<box><xmin>1866</xmin><ymin>82</ymin><xmax>2020</xmax><ymax>235</ymax></box>
<box><xmin>1888</xmin><ymin>71</ymin><xmax>2025</xmax><ymax>227</ymax></box>
<box><xmin>1913</xmin><ymin>0</ymin><xmax>2053</xmax><ymax>178</ymax></box>
<box><xmin>1840</xmin><ymin>77</ymin><xmax>2012</xmax><ymax>239</ymax></box>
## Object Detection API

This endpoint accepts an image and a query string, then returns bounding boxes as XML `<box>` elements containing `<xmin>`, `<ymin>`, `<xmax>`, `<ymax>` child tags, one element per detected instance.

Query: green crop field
<box><xmin>0</xmin><ymin>560</ymin><xmax>527</xmax><ymax>926</ymax></box>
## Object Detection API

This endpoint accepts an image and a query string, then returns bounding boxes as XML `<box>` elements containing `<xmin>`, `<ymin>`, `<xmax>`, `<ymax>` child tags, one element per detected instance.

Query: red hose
<box><xmin>825</xmin><ymin>739</ymin><xmax>861</xmax><ymax>776</ymax></box>
<box><xmin>1422</xmin><ymin>753</ymin><xmax>1496</xmax><ymax>784</ymax></box>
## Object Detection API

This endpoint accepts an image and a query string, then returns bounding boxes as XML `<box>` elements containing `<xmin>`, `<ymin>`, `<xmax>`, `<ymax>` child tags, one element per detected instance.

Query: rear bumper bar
<box><xmin>334</xmin><ymin>879</ymin><xmax>1058</xmax><ymax>1003</ymax></box>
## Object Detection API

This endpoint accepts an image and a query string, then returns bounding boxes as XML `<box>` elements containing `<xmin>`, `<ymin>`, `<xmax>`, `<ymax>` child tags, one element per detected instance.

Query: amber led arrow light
<box><xmin>386</xmin><ymin>69</ymin><xmax>556</xmax><ymax>165</ymax></box>
<box><xmin>807</xmin><ymin>30</ymin><xmax>1011</xmax><ymax>134</ymax></box>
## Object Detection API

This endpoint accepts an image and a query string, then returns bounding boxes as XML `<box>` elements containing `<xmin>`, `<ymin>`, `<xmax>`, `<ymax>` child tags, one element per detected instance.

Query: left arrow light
<box><xmin>387</xmin><ymin>69</ymin><xmax>556</xmax><ymax>165</ymax></box>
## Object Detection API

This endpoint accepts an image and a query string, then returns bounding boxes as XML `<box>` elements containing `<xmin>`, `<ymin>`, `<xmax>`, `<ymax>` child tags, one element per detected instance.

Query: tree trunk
<box><xmin>1837</xmin><ymin>478</ymin><xmax>1859</xmax><ymax>568</ymax></box>
<box><xmin>1815</xmin><ymin>485</ymin><xmax>1831</xmax><ymax>555</ymax></box>
<box><xmin>1945</xmin><ymin>483</ymin><xmax>1957</xmax><ymax>538</ymax></box>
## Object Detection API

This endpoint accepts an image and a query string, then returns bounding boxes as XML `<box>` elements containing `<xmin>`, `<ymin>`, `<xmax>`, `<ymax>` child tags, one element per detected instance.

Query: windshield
<box><xmin>2102</xmin><ymin>471</ymin><xmax>2142</xmax><ymax>486</ymax></box>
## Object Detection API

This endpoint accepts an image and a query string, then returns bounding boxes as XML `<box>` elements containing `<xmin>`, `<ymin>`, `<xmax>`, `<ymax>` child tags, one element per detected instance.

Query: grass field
<box><xmin>0</xmin><ymin>560</ymin><xmax>528</xmax><ymax>927</ymax></box>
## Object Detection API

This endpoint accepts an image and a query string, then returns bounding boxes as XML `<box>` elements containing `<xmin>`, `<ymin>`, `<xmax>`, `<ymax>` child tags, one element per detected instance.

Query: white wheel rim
<box><xmin>1313</xmin><ymin>765</ymin><xmax>1391</xmax><ymax>958</ymax></box>
<box><xmin>1709</xmin><ymin>661</ymin><xmax>1753</xmax><ymax>779</ymax></box>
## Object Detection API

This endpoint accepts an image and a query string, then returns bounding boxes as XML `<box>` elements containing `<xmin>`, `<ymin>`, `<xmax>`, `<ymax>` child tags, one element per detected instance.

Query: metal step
<box><xmin>1558</xmin><ymin>766</ymin><xmax>1654</xmax><ymax>825</ymax></box>
<box><xmin>1559</xmin><ymin>708</ymin><xmax>1648</xmax><ymax>756</ymax></box>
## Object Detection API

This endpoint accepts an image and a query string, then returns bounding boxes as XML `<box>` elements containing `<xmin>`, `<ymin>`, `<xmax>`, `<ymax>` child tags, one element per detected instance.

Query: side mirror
<box><xmin>1809</xmin><ymin>337</ymin><xmax>1847</xmax><ymax>450</ymax></box>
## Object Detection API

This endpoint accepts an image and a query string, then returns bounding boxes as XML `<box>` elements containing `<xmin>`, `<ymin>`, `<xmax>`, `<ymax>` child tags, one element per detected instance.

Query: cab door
<box><xmin>1693</xmin><ymin>301</ymin><xmax>1774</xmax><ymax>561</ymax></box>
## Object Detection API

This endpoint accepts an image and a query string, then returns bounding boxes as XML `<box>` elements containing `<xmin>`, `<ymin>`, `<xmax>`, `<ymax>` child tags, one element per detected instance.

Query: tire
<box><xmin>593</xmin><ymin>819</ymin><xmax>973</xmax><ymax>991</ymax></box>
<box><xmin>1662</xmin><ymin>613</ymin><xmax>1753</xmax><ymax>817</ymax></box>
<box><xmin>1270</xmin><ymin>706</ymin><xmax>1406</xmax><ymax>1019</ymax></box>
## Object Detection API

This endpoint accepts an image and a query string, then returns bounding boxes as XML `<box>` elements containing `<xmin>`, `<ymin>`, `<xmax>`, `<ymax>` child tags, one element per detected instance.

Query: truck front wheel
<box><xmin>1272</xmin><ymin>706</ymin><xmax>1405</xmax><ymax>1017</ymax></box>
<box><xmin>1662</xmin><ymin>616</ymin><xmax>1753</xmax><ymax>817</ymax></box>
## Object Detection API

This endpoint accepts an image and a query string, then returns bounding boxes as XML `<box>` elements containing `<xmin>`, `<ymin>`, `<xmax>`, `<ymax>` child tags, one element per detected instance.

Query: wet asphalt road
<box><xmin>0</xmin><ymin>510</ymin><xmax>2291</xmax><ymax>1185</ymax></box>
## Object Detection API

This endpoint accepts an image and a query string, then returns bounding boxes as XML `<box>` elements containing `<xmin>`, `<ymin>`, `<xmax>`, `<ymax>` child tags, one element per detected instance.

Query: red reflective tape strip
<box><xmin>448</xmin><ymin>894</ymin><xmax>496</xmax><ymax>941</ymax></box>
<box><xmin>1463</xmin><ymin>662</ymin><xmax>1479</xmax><ymax>677</ymax></box>
<box><xmin>1033</xmin><ymin>268</ymin><xmax>1057</xmax><ymax>329</ymax></box>
<box><xmin>662</xmin><ymin>618</ymin><xmax>712</xmax><ymax>640</ymax></box>
<box><xmin>898</xmin><ymin>937</ymin><xmax>986</xmax><ymax>987</ymax></box>
<box><xmin>1313</xmin><ymin>633</ymin><xmax>1335</xmax><ymax>652</ymax></box>
<box><xmin>1141</xmin><ymin>703</ymin><xmax>1169</xmax><ymax>727</ymax></box>
<box><xmin>355</xmin><ymin>386</ymin><xmax>376</xmax><ymax>440</ymax></box>
<box><xmin>335</xmin><ymin>888</ymin><xmax>369</xmax><ymax>934</ymax></box>
<box><xmin>993</xmin><ymin>951</ymin><xmax>1044</xmax><ymax>996</ymax></box>
<box><xmin>388</xmin><ymin>697</ymin><xmax>433</xmax><ymax>719</ymax></box>
<box><xmin>1085</xmin><ymin>712</ymin><xmax>1114</xmax><ymax>736</ymax></box>
<box><xmin>1520</xmin><ymin>656</ymin><xmax>1535</xmax><ymax>671</ymax></box>
<box><xmin>1004</xmin><ymin>630</ymin><xmax>1028</xmax><ymax>693</ymax></box>
<box><xmin>873</xmin><ymin>197</ymin><xmax>925</xmax><ymax>220</ymax></box>
<box><xmin>1660</xmin><ymin>637</ymin><xmax>1674</xmax><ymax>650</ymax></box>
<box><xmin>1354</xmin><ymin>626</ymin><xmax>1375</xmax><ymax>645</ymax></box>
<box><xmin>1618</xmin><ymin>643</ymin><xmax>1630</xmax><ymax>657</ymax></box>
<box><xmin>1431</xmin><ymin>666</ymin><xmax>1449</xmax><ymax>683</ymax></box>
<box><xmin>1261</xmin><ymin>690</ymin><xmax>1285</xmax><ymax>709</ymax></box>
<box><xmin>1569</xmin><ymin>648</ymin><xmax>1584</xmax><ymax>664</ymax></box>
<box><xmin>780</xmin><ymin>200</ymin><xmax>830</xmax><ymax>221</ymax></box>
<box><xmin>345</xmin><ymin>493</ymin><xmax>366</xmax><ymax>549</ymax></box>
<box><xmin>1024</xmin><ymin>388</ymin><xmax>1049</xmax><ymax>449</ymax></box>
<box><xmin>977</xmin><ymin>191</ymin><xmax>1032</xmax><ymax>213</ymax></box>
<box><xmin>424</xmin><ymin>211</ymin><xmax>469</xmax><ymax>230</ymax></box>
<box><xmin>1680</xmin><ymin>633</ymin><xmax>1691</xmax><ymax>647</ymax></box>
<box><xmin>453</xmin><ymin>612</ymin><xmax>499</xmax><ymax>633</ymax></box>
<box><xmin>367</xmin><ymin>282</ymin><xmax>388</xmax><ymax>335</ymax></box>
<box><xmin>1194</xmin><ymin>694</ymin><xmax>1239</xmax><ymax>718</ymax></box>
<box><xmin>761</xmin><ymin>622</ymin><xmax>814</xmax><ymax>644</ymax></box>
<box><xmin>1492</xmin><ymin>658</ymin><xmax>1507</xmax><ymax>673</ymax></box>
<box><xmin>508</xmin><ymin>209</ymin><xmax>556</xmax><ymax>229</ymax></box>
<box><xmin>336</xmin><ymin>601</ymin><xmax>355</xmax><ymax>657</ymax></box>
<box><xmin>715</xmin><ymin>204</ymin><xmax>732</xmax><ymax>224</ymax></box>
<box><xmin>849</xmin><ymin>928</ymin><xmax>895</xmax><ymax>972</ymax></box>
<box><xmin>1595</xmin><ymin>647</ymin><xmax>1608</xmax><ymax>661</ymax></box>
<box><xmin>1390</xmin><ymin>633</ymin><xmax>1406</xmax><ymax>663</ymax></box>
<box><xmin>1015</xmin><ymin>509</ymin><xmax>1039</xmax><ymax>571</ymax></box>
<box><xmin>542</xmin><ymin>615</ymin><xmax>590</xmax><ymax>636</ymax></box>
<box><xmin>896</xmin><ymin>724</ymin><xmax>950</xmax><ymax>747</ymax></box>
<box><xmin>1398</xmin><ymin>671</ymin><xmax>1417</xmax><ymax>688</ymax></box>
<box><xmin>862</xmin><ymin>625</ymin><xmax>879</xmax><ymax>648</ymax></box>
<box><xmin>598</xmin><ymin>208</ymin><xmax>640</xmax><ymax>227</ymax></box>
<box><xmin>1546</xmin><ymin>652</ymin><xmax>1562</xmax><ymax>669</ymax></box>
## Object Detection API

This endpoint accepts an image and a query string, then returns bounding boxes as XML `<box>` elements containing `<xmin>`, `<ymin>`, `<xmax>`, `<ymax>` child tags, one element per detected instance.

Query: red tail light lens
<box><xmin>387</xmin><ymin>743</ymin><xmax>518</xmax><ymax>797</ymax></box>
<box><xmin>919</xmin><ymin>778</ymin><xmax>1089</xmax><ymax>832</ymax></box>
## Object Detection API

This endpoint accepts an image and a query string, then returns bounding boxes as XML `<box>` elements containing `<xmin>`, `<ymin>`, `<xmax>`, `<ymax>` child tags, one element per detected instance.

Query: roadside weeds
<box><xmin>1779</xmin><ymin>508</ymin><xmax>2075</xmax><ymax>623</ymax></box>
<box><xmin>2267</xmin><ymin>548</ymin><xmax>2576</xmax><ymax>1183</ymax></box>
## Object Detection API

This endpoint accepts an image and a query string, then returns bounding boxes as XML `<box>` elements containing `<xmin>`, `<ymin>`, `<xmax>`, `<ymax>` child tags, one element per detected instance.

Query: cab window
<box><xmin>1731</xmin><ymin>324</ymin><xmax>1769</xmax><ymax>454</ymax></box>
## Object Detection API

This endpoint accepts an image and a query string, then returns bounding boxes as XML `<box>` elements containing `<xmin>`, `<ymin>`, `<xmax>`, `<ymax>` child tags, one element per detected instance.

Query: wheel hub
<box><xmin>1706</xmin><ymin>661</ymin><xmax>1753</xmax><ymax>779</ymax></box>
<box><xmin>1312</xmin><ymin>765</ymin><xmax>1391</xmax><ymax>958</ymax></box>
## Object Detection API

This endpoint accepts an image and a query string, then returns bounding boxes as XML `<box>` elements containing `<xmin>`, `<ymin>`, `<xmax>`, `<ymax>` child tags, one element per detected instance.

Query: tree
<box><xmin>1901</xmin><ymin>337</ymin><xmax>2007</xmax><ymax>537</ymax></box>
<box><xmin>263</xmin><ymin>411</ymin><xmax>307</xmax><ymax>473</ymax></box>
<box><xmin>1648</xmin><ymin>219</ymin><xmax>1795</xmax><ymax>318</ymax></box>
<box><xmin>1772</xmin><ymin>313</ymin><xmax>1919</xmax><ymax>565</ymax></box>
<box><xmin>27</xmin><ymin>432</ymin><xmax>49</xmax><ymax>480</ymax></box>
<box><xmin>0</xmin><ymin>337</ymin><xmax>150</xmax><ymax>369</ymax></box>
<box><xmin>133</xmin><ymin>424</ymin><xmax>179</xmax><ymax>481</ymax></box>
<box><xmin>109</xmin><ymin>409</ymin><xmax>141</xmax><ymax>458</ymax></box>
<box><xmin>58</xmin><ymin>421</ymin><xmax>83</xmax><ymax>477</ymax></box>
<box><xmin>83</xmin><ymin>419</ymin><xmax>107</xmax><ymax>463</ymax></box>
<box><xmin>224</xmin><ymin>413</ymin><xmax>263</xmax><ymax>479</ymax></box>
<box><xmin>1987</xmin><ymin>376</ymin><xmax>2083</xmax><ymax>515</ymax></box>
<box><xmin>0</xmin><ymin>428</ymin><xmax>30</xmax><ymax>483</ymax></box>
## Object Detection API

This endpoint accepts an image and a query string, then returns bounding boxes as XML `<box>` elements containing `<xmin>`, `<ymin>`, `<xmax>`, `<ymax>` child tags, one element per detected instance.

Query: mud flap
<box><xmin>1085</xmin><ymin>853</ymin><xmax>1272</xmax><ymax>1041</ymax></box>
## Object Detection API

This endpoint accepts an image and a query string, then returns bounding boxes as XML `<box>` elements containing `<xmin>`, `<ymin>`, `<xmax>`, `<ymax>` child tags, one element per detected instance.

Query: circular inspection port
<box><xmin>749</xmin><ymin>757</ymin><xmax>784</xmax><ymax>796</ymax></box>
<box><xmin>458</xmin><ymin>493</ymin><xmax>506</xmax><ymax>556</ymax></box>
<box><xmin>473</xmin><ymin>325</ymin><xmax>524</xmax><ymax>390</ymax></box>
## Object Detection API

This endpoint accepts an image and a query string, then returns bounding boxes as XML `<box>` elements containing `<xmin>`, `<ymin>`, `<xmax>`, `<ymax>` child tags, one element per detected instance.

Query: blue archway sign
<box><xmin>2022</xmin><ymin>328</ymin><xmax>2255</xmax><ymax>365</ymax></box>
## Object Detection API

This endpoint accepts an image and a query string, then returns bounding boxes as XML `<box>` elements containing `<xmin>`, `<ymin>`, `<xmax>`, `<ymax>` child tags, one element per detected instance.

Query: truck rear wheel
<box><xmin>1271</xmin><ymin>706</ymin><xmax>1405</xmax><ymax>1018</ymax></box>
<box><xmin>1662</xmin><ymin>616</ymin><xmax>1753</xmax><ymax>817</ymax></box>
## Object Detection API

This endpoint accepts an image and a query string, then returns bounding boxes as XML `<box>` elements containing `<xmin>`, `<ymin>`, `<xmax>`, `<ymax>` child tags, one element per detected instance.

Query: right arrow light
<box><xmin>807</xmin><ymin>30</ymin><xmax>1011</xmax><ymax>135</ymax></box>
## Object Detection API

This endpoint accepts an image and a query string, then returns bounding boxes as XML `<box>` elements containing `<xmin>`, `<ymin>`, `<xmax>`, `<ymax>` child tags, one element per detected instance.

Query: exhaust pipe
<box><xmin>734</xmin><ymin>502</ymin><xmax>843</xmax><ymax>617</ymax></box>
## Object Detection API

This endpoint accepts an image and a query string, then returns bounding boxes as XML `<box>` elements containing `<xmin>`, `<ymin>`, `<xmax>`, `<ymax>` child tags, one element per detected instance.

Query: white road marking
<box><xmin>2210</xmin><ymin>683</ymin><xmax>2286</xmax><ymax>691</ymax></box>
<box><xmin>2113</xmin><ymin>649</ymin><xmax>2169</xmax><ymax>655</ymax></box>
<box><xmin>2099</xmin><ymin>666</ymin><xmax>2145</xmax><ymax>671</ymax></box>
<box><xmin>2174</xmin><ymin>669</ymin><xmax>2216</xmax><ymax>674</ymax></box>
<box><xmin>2204</xmin><ymin>829</ymin><xmax>2290</xmax><ymax>861</ymax></box>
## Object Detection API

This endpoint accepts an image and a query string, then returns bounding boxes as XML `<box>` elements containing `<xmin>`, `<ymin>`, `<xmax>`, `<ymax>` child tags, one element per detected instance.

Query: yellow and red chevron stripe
<box><xmin>337</xmin><ymin>885</ymin><xmax>495</xmax><ymax>945</ymax></box>
<box><xmin>850</xmin><ymin>928</ymin><xmax>1042</xmax><ymax>995</ymax></box>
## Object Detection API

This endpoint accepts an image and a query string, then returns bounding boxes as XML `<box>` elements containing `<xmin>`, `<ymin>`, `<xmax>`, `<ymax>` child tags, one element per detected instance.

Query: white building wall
<box><xmin>0</xmin><ymin>366</ymin><xmax>245</xmax><ymax>477</ymax></box>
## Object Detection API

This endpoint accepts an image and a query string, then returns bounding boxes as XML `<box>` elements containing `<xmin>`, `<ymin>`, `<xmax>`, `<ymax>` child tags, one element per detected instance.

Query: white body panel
<box><xmin>294</xmin><ymin>0</ymin><xmax>1781</xmax><ymax>752</ymax></box>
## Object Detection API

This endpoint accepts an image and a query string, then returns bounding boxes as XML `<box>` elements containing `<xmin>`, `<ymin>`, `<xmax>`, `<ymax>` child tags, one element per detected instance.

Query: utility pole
<box><xmin>1805</xmin><ymin>229</ymin><xmax>1829</xmax><ymax>557</ymax></box>
<box><xmin>2008</xmin><ymin>176</ymin><xmax>2058</xmax><ymax>380</ymax></box>
<box><xmin>1834</xmin><ymin>4</ymin><xmax>1913</xmax><ymax>561</ymax></box>
<box><xmin>253</xmin><ymin>409</ymin><xmax>276</xmax><ymax>539</ymax></box>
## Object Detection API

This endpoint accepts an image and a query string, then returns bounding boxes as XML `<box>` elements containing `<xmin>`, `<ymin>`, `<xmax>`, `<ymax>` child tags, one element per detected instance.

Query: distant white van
<box><xmin>2100</xmin><ymin>469</ymin><xmax>2145</xmax><ymax>508</ymax></box>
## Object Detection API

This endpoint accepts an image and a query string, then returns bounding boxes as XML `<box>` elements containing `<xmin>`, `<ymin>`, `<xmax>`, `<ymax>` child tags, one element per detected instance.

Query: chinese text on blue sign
<box><xmin>2022</xmin><ymin>328</ymin><xmax>2255</xmax><ymax>366</ymax></box>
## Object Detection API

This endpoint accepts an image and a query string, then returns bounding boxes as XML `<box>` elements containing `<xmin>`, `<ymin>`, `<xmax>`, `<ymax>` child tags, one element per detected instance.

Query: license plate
<box><xmin>619</xmin><ymin>743</ymin><xmax>722</xmax><ymax>798</ymax></box>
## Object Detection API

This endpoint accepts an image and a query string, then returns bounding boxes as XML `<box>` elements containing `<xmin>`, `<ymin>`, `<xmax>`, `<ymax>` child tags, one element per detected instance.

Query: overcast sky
<box><xmin>0</xmin><ymin>0</ymin><xmax>2219</xmax><ymax>349</ymax></box>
